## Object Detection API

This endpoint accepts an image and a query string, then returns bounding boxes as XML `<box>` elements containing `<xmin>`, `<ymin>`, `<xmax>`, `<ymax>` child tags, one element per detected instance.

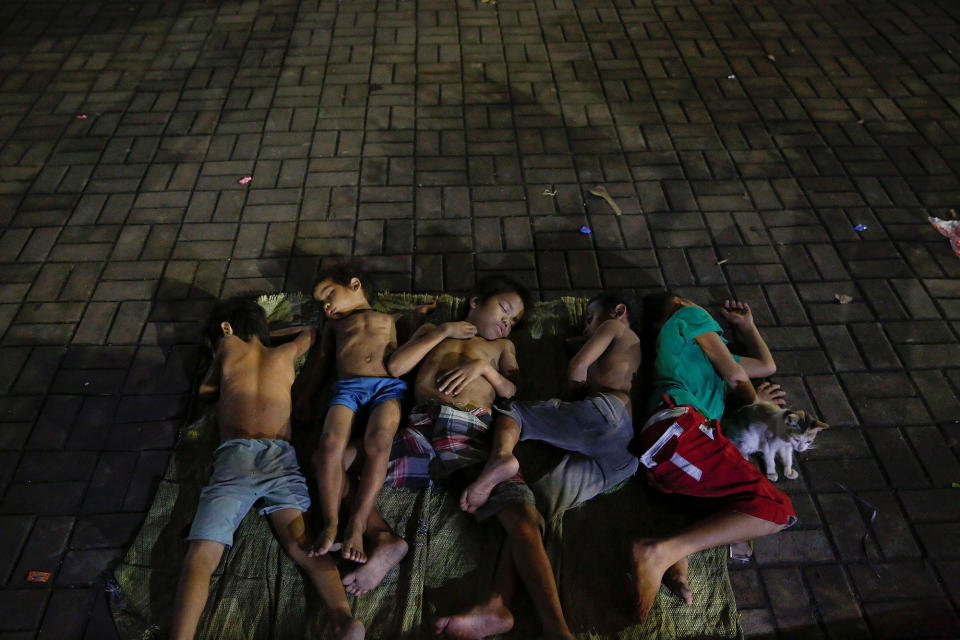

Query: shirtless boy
<box><xmin>170</xmin><ymin>297</ymin><xmax>362</xmax><ymax>640</ymax></box>
<box><xmin>464</xmin><ymin>292</ymin><xmax>642</xmax><ymax>529</ymax></box>
<box><xmin>628</xmin><ymin>294</ymin><xmax>795</xmax><ymax>621</ymax></box>
<box><xmin>387</xmin><ymin>277</ymin><xmax>575</xmax><ymax>640</ymax></box>
<box><xmin>296</xmin><ymin>266</ymin><xmax>408</xmax><ymax>570</ymax></box>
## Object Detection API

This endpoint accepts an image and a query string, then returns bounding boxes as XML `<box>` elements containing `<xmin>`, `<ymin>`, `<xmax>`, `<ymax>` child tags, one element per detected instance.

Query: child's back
<box><xmin>214</xmin><ymin>333</ymin><xmax>308</xmax><ymax>442</ymax></box>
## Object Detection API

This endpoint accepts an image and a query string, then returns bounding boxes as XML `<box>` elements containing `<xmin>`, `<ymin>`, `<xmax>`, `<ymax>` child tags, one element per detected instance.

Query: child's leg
<box><xmin>497</xmin><ymin>503</ymin><xmax>575</xmax><ymax>640</ymax></box>
<box><xmin>629</xmin><ymin>510</ymin><xmax>784</xmax><ymax>622</ymax></box>
<box><xmin>342</xmin><ymin>504</ymin><xmax>408</xmax><ymax>596</ymax></box>
<box><xmin>170</xmin><ymin>539</ymin><xmax>225</xmax><ymax>640</ymax></box>
<box><xmin>461</xmin><ymin>413</ymin><xmax>522</xmax><ymax>513</ymax></box>
<box><xmin>434</xmin><ymin>535</ymin><xmax>516</xmax><ymax>639</ymax></box>
<box><xmin>311</xmin><ymin>405</ymin><xmax>356</xmax><ymax>555</ymax></box>
<box><xmin>342</xmin><ymin>399</ymin><xmax>400</xmax><ymax>562</ymax></box>
<box><xmin>269</xmin><ymin>508</ymin><xmax>364</xmax><ymax>640</ymax></box>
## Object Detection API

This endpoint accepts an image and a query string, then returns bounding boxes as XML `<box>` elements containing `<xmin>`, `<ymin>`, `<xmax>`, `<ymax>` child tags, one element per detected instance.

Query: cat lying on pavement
<box><xmin>725</xmin><ymin>402</ymin><xmax>829</xmax><ymax>482</ymax></box>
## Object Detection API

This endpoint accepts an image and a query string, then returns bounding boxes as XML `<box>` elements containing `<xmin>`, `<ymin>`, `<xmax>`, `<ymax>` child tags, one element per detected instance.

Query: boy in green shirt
<box><xmin>629</xmin><ymin>295</ymin><xmax>795</xmax><ymax>622</ymax></box>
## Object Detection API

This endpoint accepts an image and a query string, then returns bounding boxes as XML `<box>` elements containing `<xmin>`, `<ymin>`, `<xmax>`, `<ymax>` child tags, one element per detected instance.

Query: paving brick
<box><xmin>805</xmin><ymin>564</ymin><xmax>870</xmax><ymax>639</ymax></box>
<box><xmin>11</xmin><ymin>517</ymin><xmax>73</xmax><ymax>585</ymax></box>
<box><xmin>37</xmin><ymin>588</ymin><xmax>96</xmax><ymax>640</ymax></box>
<box><xmin>862</xmin><ymin>599</ymin><xmax>960</xmax><ymax>638</ymax></box>
<box><xmin>0</xmin><ymin>589</ymin><xmax>49</xmax><ymax>631</ymax></box>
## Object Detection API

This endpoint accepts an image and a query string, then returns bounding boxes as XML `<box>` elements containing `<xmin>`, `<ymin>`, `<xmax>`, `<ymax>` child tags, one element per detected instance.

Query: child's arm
<box><xmin>565</xmin><ymin>319</ymin><xmax>621</xmax><ymax>396</ymax></box>
<box><xmin>293</xmin><ymin>323</ymin><xmax>333</xmax><ymax>421</ymax></box>
<box><xmin>436</xmin><ymin>341</ymin><xmax>518</xmax><ymax>399</ymax></box>
<box><xmin>719</xmin><ymin>300</ymin><xmax>776</xmax><ymax>378</ymax></box>
<box><xmin>386</xmin><ymin>321</ymin><xmax>477</xmax><ymax>377</ymax></box>
<box><xmin>281</xmin><ymin>327</ymin><xmax>316</xmax><ymax>360</ymax></box>
<box><xmin>198</xmin><ymin>350</ymin><xmax>222</xmax><ymax>398</ymax></box>
<box><xmin>696</xmin><ymin>331</ymin><xmax>757</xmax><ymax>407</ymax></box>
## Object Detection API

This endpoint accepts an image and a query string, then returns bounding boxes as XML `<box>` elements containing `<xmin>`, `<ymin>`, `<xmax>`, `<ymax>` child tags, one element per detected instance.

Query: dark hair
<box><xmin>204</xmin><ymin>297</ymin><xmax>270</xmax><ymax>349</ymax></box>
<box><xmin>466</xmin><ymin>275</ymin><xmax>532</xmax><ymax>323</ymax></box>
<box><xmin>315</xmin><ymin>263</ymin><xmax>372</xmax><ymax>295</ymax></box>
<box><xmin>641</xmin><ymin>291</ymin><xmax>677</xmax><ymax>332</ymax></box>
<box><xmin>587</xmin><ymin>292</ymin><xmax>632</xmax><ymax>321</ymax></box>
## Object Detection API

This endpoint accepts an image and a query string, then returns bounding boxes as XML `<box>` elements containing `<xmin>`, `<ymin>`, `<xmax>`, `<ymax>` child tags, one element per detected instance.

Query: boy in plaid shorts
<box><xmin>388</xmin><ymin>276</ymin><xmax>575</xmax><ymax>640</ymax></box>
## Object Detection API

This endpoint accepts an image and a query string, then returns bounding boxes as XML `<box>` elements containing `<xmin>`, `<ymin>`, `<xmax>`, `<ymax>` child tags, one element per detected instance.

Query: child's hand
<box><xmin>437</xmin><ymin>360</ymin><xmax>488</xmax><ymax>396</ymax></box>
<box><xmin>441</xmin><ymin>321</ymin><xmax>478</xmax><ymax>340</ymax></box>
<box><xmin>754</xmin><ymin>381</ymin><xmax>786</xmax><ymax>406</ymax></box>
<box><xmin>719</xmin><ymin>299</ymin><xmax>755</xmax><ymax>331</ymax></box>
<box><xmin>414</xmin><ymin>300</ymin><xmax>437</xmax><ymax>315</ymax></box>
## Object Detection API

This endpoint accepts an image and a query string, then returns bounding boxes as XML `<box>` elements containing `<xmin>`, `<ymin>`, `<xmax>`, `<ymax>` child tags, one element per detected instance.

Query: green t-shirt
<box><xmin>650</xmin><ymin>305</ymin><xmax>737</xmax><ymax>421</ymax></box>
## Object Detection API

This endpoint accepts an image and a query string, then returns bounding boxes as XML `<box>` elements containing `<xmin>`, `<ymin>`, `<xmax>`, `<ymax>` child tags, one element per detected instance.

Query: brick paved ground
<box><xmin>1</xmin><ymin>0</ymin><xmax>959</xmax><ymax>637</ymax></box>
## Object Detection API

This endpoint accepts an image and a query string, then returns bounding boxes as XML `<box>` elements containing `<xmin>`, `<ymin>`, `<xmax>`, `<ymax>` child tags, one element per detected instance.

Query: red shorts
<box><xmin>635</xmin><ymin>402</ymin><xmax>797</xmax><ymax>526</ymax></box>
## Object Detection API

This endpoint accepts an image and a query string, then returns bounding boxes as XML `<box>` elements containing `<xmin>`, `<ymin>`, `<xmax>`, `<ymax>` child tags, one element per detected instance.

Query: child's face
<box><xmin>582</xmin><ymin>301</ymin><xmax>612</xmax><ymax>338</ymax></box>
<box><xmin>314</xmin><ymin>277</ymin><xmax>368</xmax><ymax>318</ymax></box>
<box><xmin>467</xmin><ymin>292</ymin><xmax>524</xmax><ymax>340</ymax></box>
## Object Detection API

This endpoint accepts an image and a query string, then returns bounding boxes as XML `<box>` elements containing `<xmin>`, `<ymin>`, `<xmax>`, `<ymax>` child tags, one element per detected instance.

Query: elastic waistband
<box><xmin>215</xmin><ymin>438</ymin><xmax>290</xmax><ymax>453</ymax></box>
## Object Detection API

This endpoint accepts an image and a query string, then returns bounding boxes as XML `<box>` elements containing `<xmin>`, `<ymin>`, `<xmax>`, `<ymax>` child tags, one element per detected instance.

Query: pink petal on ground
<box><xmin>238</xmin><ymin>176</ymin><xmax>253</xmax><ymax>185</ymax></box>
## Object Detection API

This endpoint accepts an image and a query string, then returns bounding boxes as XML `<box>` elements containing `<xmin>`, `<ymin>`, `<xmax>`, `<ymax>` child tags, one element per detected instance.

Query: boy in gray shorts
<box><xmin>170</xmin><ymin>298</ymin><xmax>363</xmax><ymax>640</ymax></box>
<box><xmin>461</xmin><ymin>293</ymin><xmax>641</xmax><ymax>523</ymax></box>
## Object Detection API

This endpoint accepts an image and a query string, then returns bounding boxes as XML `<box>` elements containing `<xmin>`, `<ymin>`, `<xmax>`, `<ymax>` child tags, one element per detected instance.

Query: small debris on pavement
<box><xmin>853</xmin><ymin>223</ymin><xmax>868</xmax><ymax>231</ymax></box>
<box><xmin>579</xmin><ymin>226</ymin><xmax>592</xmax><ymax>234</ymax></box>
<box><xmin>834</xmin><ymin>294</ymin><xmax>853</xmax><ymax>304</ymax></box>
<box><xmin>766</xmin><ymin>54</ymin><xmax>776</xmax><ymax>61</ymax></box>
<box><xmin>716</xmin><ymin>258</ymin><xmax>728</xmax><ymax>265</ymax></box>
<box><xmin>587</xmin><ymin>184</ymin><xmax>622</xmax><ymax>215</ymax></box>
<box><xmin>75</xmin><ymin>114</ymin><xmax>88</xmax><ymax>119</ymax></box>
<box><xmin>27</xmin><ymin>571</ymin><xmax>51</xmax><ymax>583</ymax></box>
<box><xmin>727</xmin><ymin>74</ymin><xmax>736</xmax><ymax>79</ymax></box>
<box><xmin>237</xmin><ymin>176</ymin><xmax>252</xmax><ymax>185</ymax></box>
<box><xmin>543</xmin><ymin>187</ymin><xmax>557</xmax><ymax>196</ymax></box>
<box><xmin>857</xmin><ymin>118</ymin><xmax>865</xmax><ymax>124</ymax></box>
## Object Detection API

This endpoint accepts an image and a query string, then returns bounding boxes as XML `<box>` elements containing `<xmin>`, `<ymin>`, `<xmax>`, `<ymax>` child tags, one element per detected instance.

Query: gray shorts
<box><xmin>497</xmin><ymin>393</ymin><xmax>639</xmax><ymax>520</ymax></box>
<box><xmin>188</xmin><ymin>438</ymin><xmax>311</xmax><ymax>546</ymax></box>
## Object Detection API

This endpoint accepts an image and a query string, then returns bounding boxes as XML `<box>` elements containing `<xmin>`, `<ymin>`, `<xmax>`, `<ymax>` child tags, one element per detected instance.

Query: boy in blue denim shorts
<box><xmin>170</xmin><ymin>297</ymin><xmax>363</xmax><ymax>640</ymax></box>
<box><xmin>295</xmin><ymin>266</ymin><xmax>433</xmax><ymax>567</ymax></box>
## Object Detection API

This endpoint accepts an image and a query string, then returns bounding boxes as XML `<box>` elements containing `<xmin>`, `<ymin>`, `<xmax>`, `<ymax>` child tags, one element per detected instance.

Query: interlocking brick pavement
<box><xmin>2</xmin><ymin>0</ymin><xmax>960</xmax><ymax>636</ymax></box>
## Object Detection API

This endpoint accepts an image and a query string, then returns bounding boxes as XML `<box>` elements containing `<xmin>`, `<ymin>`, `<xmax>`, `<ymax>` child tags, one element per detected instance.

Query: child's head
<box><xmin>641</xmin><ymin>290</ymin><xmax>692</xmax><ymax>331</ymax></box>
<box><xmin>313</xmin><ymin>264</ymin><xmax>372</xmax><ymax>318</ymax></box>
<box><xmin>464</xmin><ymin>275</ymin><xmax>530</xmax><ymax>340</ymax></box>
<box><xmin>583</xmin><ymin>292</ymin><xmax>631</xmax><ymax>337</ymax></box>
<box><xmin>204</xmin><ymin>297</ymin><xmax>270</xmax><ymax>350</ymax></box>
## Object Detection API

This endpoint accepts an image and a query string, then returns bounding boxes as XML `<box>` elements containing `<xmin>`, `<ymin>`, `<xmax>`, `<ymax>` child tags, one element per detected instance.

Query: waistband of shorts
<box><xmin>215</xmin><ymin>438</ymin><xmax>292</xmax><ymax>453</ymax></box>
<box><xmin>412</xmin><ymin>402</ymin><xmax>490</xmax><ymax>417</ymax></box>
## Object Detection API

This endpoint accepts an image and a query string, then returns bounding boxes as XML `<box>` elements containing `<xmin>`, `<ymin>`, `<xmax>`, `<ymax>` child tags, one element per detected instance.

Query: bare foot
<box><xmin>329</xmin><ymin>611</ymin><xmax>365</xmax><ymax>640</ymax></box>
<box><xmin>309</xmin><ymin>523</ymin><xmax>340</xmax><ymax>557</ymax></box>
<box><xmin>343</xmin><ymin>531</ymin><xmax>408</xmax><ymax>596</ymax></box>
<box><xmin>628</xmin><ymin>539</ymin><xmax>672</xmax><ymax>622</ymax></box>
<box><xmin>341</xmin><ymin>518</ymin><xmax>367</xmax><ymax>563</ymax></box>
<box><xmin>459</xmin><ymin>452</ymin><xmax>519</xmax><ymax>514</ymax></box>
<box><xmin>663</xmin><ymin>558</ymin><xmax>692</xmax><ymax>605</ymax></box>
<box><xmin>434</xmin><ymin>599</ymin><xmax>513</xmax><ymax>639</ymax></box>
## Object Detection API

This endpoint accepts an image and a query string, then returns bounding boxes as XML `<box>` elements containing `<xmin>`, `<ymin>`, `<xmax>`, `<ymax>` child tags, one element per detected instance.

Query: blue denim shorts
<box><xmin>188</xmin><ymin>439</ymin><xmax>311</xmax><ymax>546</ymax></box>
<box><xmin>329</xmin><ymin>376</ymin><xmax>407</xmax><ymax>413</ymax></box>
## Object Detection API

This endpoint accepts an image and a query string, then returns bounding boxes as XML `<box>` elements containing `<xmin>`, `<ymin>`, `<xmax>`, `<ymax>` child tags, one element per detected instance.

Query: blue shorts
<box><xmin>188</xmin><ymin>439</ymin><xmax>311</xmax><ymax>546</ymax></box>
<box><xmin>329</xmin><ymin>376</ymin><xmax>407</xmax><ymax>413</ymax></box>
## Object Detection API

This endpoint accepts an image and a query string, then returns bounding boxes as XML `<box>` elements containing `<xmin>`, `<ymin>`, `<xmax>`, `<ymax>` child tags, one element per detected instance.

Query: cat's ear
<box><xmin>785</xmin><ymin>411</ymin><xmax>801</xmax><ymax>429</ymax></box>
<box><xmin>812</xmin><ymin>420</ymin><xmax>830</xmax><ymax>432</ymax></box>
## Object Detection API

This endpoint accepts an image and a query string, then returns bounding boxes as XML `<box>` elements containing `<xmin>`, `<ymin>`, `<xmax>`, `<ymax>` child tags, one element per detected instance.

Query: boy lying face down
<box><xmin>388</xmin><ymin>276</ymin><xmax>576</xmax><ymax>640</ymax></box>
<box><xmin>170</xmin><ymin>298</ymin><xmax>363</xmax><ymax>640</ymax></box>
